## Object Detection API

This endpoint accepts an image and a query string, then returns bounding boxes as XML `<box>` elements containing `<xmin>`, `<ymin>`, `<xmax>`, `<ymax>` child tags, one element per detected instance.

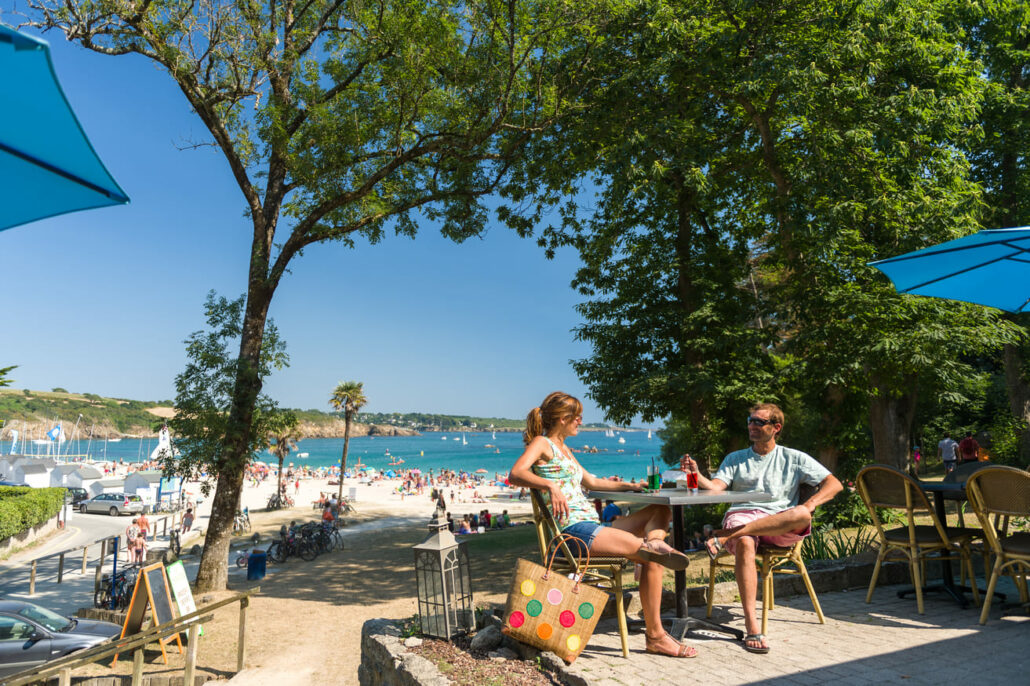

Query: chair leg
<box><xmin>1018</xmin><ymin>569</ymin><xmax>1029</xmax><ymax>604</ymax></box>
<box><xmin>910</xmin><ymin>551</ymin><xmax>924</xmax><ymax>615</ymax></box>
<box><xmin>797</xmin><ymin>559</ymin><xmax>825</xmax><ymax>624</ymax></box>
<box><xmin>866</xmin><ymin>548</ymin><xmax>886</xmax><ymax>603</ymax></box>
<box><xmin>613</xmin><ymin>579</ymin><xmax>629</xmax><ymax>658</ymax></box>
<box><xmin>962</xmin><ymin>549</ymin><xmax>980</xmax><ymax>606</ymax></box>
<box><xmin>979</xmin><ymin>558</ymin><xmax>1003</xmax><ymax>625</ymax></box>
<box><xmin>706</xmin><ymin>560</ymin><xmax>717</xmax><ymax>618</ymax></box>
<box><xmin>761</xmin><ymin>569</ymin><xmax>771</xmax><ymax>636</ymax></box>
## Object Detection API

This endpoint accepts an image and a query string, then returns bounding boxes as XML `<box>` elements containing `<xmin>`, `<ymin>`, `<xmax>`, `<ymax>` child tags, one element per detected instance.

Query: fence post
<box><xmin>184</xmin><ymin>622</ymin><xmax>200</xmax><ymax>685</ymax></box>
<box><xmin>57</xmin><ymin>552</ymin><xmax>65</xmax><ymax>584</ymax></box>
<box><xmin>29</xmin><ymin>560</ymin><xmax>37</xmax><ymax>595</ymax></box>
<box><xmin>94</xmin><ymin>539</ymin><xmax>107</xmax><ymax>593</ymax></box>
<box><xmin>58</xmin><ymin>668</ymin><xmax>71</xmax><ymax>686</ymax></box>
<box><xmin>82</xmin><ymin>546</ymin><xmax>88</xmax><ymax>574</ymax></box>
<box><xmin>131</xmin><ymin>647</ymin><xmax>144</xmax><ymax>686</ymax></box>
<box><xmin>237</xmin><ymin>596</ymin><xmax>249</xmax><ymax>672</ymax></box>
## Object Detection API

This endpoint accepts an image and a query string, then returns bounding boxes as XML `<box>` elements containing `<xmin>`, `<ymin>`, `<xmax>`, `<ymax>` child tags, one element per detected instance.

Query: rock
<box><xmin>469</xmin><ymin>624</ymin><xmax>503</xmax><ymax>651</ymax></box>
<box><xmin>510</xmin><ymin>638</ymin><xmax>540</xmax><ymax>660</ymax></box>
<box><xmin>403</xmin><ymin>636</ymin><xmax>423</xmax><ymax>647</ymax></box>
<box><xmin>488</xmin><ymin>647</ymin><xmax>519</xmax><ymax>661</ymax></box>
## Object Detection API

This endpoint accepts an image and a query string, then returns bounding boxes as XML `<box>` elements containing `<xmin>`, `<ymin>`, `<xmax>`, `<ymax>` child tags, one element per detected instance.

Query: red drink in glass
<box><xmin>685</xmin><ymin>472</ymin><xmax>699</xmax><ymax>490</ymax></box>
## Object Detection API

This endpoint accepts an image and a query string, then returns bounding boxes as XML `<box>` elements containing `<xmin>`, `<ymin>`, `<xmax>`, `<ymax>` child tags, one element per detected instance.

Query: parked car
<box><xmin>0</xmin><ymin>599</ymin><xmax>120</xmax><ymax>677</ymax></box>
<box><xmin>62</xmin><ymin>487</ymin><xmax>89</xmax><ymax>505</ymax></box>
<box><xmin>78</xmin><ymin>493</ymin><xmax>145</xmax><ymax>516</ymax></box>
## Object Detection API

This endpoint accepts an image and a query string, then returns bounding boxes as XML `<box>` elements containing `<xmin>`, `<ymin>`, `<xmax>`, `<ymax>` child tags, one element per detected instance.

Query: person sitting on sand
<box><xmin>458</xmin><ymin>517</ymin><xmax>472</xmax><ymax>535</ymax></box>
<box><xmin>507</xmin><ymin>391</ymin><xmax>695</xmax><ymax>659</ymax></box>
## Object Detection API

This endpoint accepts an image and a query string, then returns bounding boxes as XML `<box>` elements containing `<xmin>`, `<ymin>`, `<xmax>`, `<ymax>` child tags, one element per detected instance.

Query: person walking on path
<box><xmin>508</xmin><ymin>391</ymin><xmax>696</xmax><ymax>659</ymax></box>
<box><xmin>681</xmin><ymin>402</ymin><xmax>842</xmax><ymax>655</ymax></box>
<box><xmin>938</xmin><ymin>433</ymin><xmax>959</xmax><ymax>473</ymax></box>
<box><xmin>137</xmin><ymin>511</ymin><xmax>150</xmax><ymax>542</ymax></box>
<box><xmin>181</xmin><ymin>507</ymin><xmax>194</xmax><ymax>533</ymax></box>
<box><xmin>958</xmin><ymin>431</ymin><xmax>980</xmax><ymax>463</ymax></box>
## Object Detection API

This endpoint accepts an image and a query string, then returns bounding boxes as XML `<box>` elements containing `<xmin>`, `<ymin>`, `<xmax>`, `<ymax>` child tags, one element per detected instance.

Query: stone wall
<box><xmin>358</xmin><ymin>619</ymin><xmax>452</xmax><ymax>686</ymax></box>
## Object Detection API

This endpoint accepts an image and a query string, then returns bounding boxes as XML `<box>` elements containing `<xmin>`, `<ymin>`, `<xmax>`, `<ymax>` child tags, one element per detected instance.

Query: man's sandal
<box><xmin>743</xmin><ymin>633</ymin><xmax>770</xmax><ymax>654</ymax></box>
<box><xmin>645</xmin><ymin>633</ymin><xmax>697</xmax><ymax>658</ymax></box>
<box><xmin>637</xmin><ymin>539</ymin><xmax>690</xmax><ymax>571</ymax></box>
<box><xmin>705</xmin><ymin>536</ymin><xmax>725</xmax><ymax>560</ymax></box>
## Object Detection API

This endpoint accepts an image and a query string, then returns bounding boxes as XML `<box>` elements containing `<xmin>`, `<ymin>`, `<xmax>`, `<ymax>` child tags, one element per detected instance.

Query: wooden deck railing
<box><xmin>3</xmin><ymin>589</ymin><xmax>257</xmax><ymax>686</ymax></box>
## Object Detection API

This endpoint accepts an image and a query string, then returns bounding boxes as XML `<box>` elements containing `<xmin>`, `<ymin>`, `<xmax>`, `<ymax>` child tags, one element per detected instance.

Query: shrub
<box><xmin>0</xmin><ymin>486</ymin><xmax>65</xmax><ymax>542</ymax></box>
<box><xmin>801</xmin><ymin>525</ymin><xmax>877</xmax><ymax>562</ymax></box>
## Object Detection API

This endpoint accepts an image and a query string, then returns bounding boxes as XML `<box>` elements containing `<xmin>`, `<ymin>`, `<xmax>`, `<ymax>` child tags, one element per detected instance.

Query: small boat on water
<box><xmin>618</xmin><ymin>436</ymin><xmax>626</xmax><ymax>444</ymax></box>
<box><xmin>297</xmin><ymin>452</ymin><xmax>310</xmax><ymax>458</ymax></box>
<box><xmin>441</xmin><ymin>436</ymin><xmax>448</xmax><ymax>440</ymax></box>
<box><xmin>109</xmin><ymin>438</ymin><xmax>122</xmax><ymax>443</ymax></box>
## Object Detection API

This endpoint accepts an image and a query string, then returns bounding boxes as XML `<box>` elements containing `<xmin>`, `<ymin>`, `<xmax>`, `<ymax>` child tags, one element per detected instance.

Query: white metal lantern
<box><xmin>413</xmin><ymin>512</ymin><xmax>474</xmax><ymax>639</ymax></box>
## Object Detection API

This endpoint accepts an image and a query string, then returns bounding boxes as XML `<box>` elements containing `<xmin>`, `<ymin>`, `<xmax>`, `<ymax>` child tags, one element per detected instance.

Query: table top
<box><xmin>920</xmin><ymin>481</ymin><xmax>966</xmax><ymax>493</ymax></box>
<box><xmin>586</xmin><ymin>488</ymin><xmax>773</xmax><ymax>507</ymax></box>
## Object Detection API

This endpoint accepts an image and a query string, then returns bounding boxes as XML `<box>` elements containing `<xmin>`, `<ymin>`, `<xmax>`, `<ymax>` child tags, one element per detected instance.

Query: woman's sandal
<box><xmin>637</xmin><ymin>539</ymin><xmax>690</xmax><ymax>571</ymax></box>
<box><xmin>743</xmin><ymin>633</ymin><xmax>770</xmax><ymax>654</ymax></box>
<box><xmin>705</xmin><ymin>536</ymin><xmax>725</xmax><ymax>560</ymax></box>
<box><xmin>645</xmin><ymin>633</ymin><xmax>697</xmax><ymax>658</ymax></box>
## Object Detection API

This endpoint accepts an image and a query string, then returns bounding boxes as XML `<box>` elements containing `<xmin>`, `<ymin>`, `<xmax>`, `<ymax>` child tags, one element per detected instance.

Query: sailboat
<box><xmin>462</xmin><ymin>433</ymin><xmax>467</xmax><ymax>446</ymax></box>
<box><xmin>647</xmin><ymin>430</ymin><xmax>652</xmax><ymax>440</ymax></box>
<box><xmin>492</xmin><ymin>431</ymin><xmax>496</xmax><ymax>440</ymax></box>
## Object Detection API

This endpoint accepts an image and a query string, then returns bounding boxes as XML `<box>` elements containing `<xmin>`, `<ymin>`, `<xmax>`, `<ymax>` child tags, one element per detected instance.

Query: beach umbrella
<box><xmin>870</xmin><ymin>227</ymin><xmax>1030</xmax><ymax>313</ymax></box>
<box><xmin>1</xmin><ymin>25</ymin><xmax>129</xmax><ymax>231</ymax></box>
<box><xmin>475</xmin><ymin>468</ymin><xmax>488</xmax><ymax>474</ymax></box>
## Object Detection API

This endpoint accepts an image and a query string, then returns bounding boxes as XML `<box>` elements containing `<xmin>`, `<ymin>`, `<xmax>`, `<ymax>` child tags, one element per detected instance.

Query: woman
<box><xmin>507</xmin><ymin>391</ymin><xmax>695</xmax><ymax>658</ymax></box>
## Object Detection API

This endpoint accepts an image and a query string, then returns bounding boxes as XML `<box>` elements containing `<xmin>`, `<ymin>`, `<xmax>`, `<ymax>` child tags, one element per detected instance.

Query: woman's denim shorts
<box><xmin>558</xmin><ymin>520</ymin><xmax>603</xmax><ymax>557</ymax></box>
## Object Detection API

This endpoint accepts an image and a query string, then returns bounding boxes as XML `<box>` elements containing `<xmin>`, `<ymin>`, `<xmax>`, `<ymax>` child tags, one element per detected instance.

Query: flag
<box><xmin>47</xmin><ymin>424</ymin><xmax>61</xmax><ymax>441</ymax></box>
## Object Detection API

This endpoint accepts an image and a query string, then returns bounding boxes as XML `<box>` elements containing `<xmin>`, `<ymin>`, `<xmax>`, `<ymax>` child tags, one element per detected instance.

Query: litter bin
<box><xmin>247</xmin><ymin>549</ymin><xmax>266</xmax><ymax>581</ymax></box>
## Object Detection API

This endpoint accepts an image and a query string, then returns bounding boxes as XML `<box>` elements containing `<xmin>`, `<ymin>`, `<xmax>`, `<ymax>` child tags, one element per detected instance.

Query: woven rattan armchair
<box><xmin>857</xmin><ymin>465</ymin><xmax>981</xmax><ymax>614</ymax></box>
<box><xmin>705</xmin><ymin>484</ymin><xmax>825</xmax><ymax>635</ymax></box>
<box><xmin>530</xmin><ymin>490</ymin><xmax>631</xmax><ymax>657</ymax></box>
<box><xmin>965</xmin><ymin>466</ymin><xmax>1030</xmax><ymax>624</ymax></box>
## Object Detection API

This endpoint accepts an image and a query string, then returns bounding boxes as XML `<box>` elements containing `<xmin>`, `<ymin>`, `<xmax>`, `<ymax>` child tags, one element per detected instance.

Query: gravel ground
<box><xmin>410</xmin><ymin>636</ymin><xmax>566</xmax><ymax>686</ymax></box>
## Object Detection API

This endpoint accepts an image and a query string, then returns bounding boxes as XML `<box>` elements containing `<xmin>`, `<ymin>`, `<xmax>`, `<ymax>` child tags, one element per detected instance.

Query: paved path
<box><xmin>566</xmin><ymin>577</ymin><xmax>1029</xmax><ymax>686</ymax></box>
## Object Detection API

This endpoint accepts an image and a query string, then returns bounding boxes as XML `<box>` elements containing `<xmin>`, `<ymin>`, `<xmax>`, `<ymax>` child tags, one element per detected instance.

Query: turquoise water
<box><xmin>1</xmin><ymin>430</ymin><xmax>666</xmax><ymax>481</ymax></box>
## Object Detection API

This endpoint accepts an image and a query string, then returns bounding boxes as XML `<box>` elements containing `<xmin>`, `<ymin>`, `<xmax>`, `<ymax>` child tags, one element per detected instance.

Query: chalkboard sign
<box><xmin>114</xmin><ymin>562</ymin><xmax>183</xmax><ymax>665</ymax></box>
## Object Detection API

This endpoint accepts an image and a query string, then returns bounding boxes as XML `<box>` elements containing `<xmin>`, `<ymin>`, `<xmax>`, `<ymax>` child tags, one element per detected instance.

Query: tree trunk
<box><xmin>816</xmin><ymin>384</ymin><xmax>846</xmax><ymax>473</ymax></box>
<box><xmin>277</xmin><ymin>454</ymin><xmax>285</xmax><ymax>504</ymax></box>
<box><xmin>868</xmin><ymin>375</ymin><xmax>918</xmax><ymax>471</ymax></box>
<box><xmin>193</xmin><ymin>284</ymin><xmax>272</xmax><ymax>592</ymax></box>
<box><xmin>1002</xmin><ymin>342</ymin><xmax>1030</xmax><ymax>463</ymax></box>
<box><xmin>337</xmin><ymin>413</ymin><xmax>351</xmax><ymax>502</ymax></box>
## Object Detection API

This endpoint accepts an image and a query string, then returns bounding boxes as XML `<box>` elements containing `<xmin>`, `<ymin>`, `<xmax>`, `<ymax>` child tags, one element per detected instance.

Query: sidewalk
<box><xmin>564</xmin><ymin>576</ymin><xmax>1029</xmax><ymax>685</ymax></box>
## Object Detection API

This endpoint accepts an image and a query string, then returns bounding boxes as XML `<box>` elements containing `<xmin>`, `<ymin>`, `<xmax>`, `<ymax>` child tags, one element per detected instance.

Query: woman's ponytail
<box><xmin>523</xmin><ymin>407</ymin><xmax>543</xmax><ymax>445</ymax></box>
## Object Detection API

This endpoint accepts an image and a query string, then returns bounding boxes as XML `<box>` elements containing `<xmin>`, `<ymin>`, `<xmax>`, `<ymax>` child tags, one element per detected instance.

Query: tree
<box><xmin>0</xmin><ymin>366</ymin><xmax>15</xmax><ymax>388</ymax></box>
<box><xmin>28</xmin><ymin>0</ymin><xmax>605</xmax><ymax>591</ymax></box>
<box><xmin>167</xmin><ymin>292</ymin><xmax>289</xmax><ymax>585</ymax></box>
<box><xmin>264</xmin><ymin>412</ymin><xmax>300</xmax><ymax>505</ymax></box>
<box><xmin>329</xmin><ymin>381</ymin><xmax>367</xmax><ymax>501</ymax></box>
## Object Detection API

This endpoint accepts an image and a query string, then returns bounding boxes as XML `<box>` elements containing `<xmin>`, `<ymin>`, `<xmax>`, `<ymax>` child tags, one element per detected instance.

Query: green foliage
<box><xmin>168</xmin><ymin>292</ymin><xmax>291</xmax><ymax>482</ymax></box>
<box><xmin>0</xmin><ymin>389</ymin><xmax>170</xmax><ymax>436</ymax></box>
<box><xmin>800</xmin><ymin>525</ymin><xmax>877</xmax><ymax>563</ymax></box>
<box><xmin>0</xmin><ymin>487</ymin><xmax>65</xmax><ymax>542</ymax></box>
<box><xmin>51</xmin><ymin>387</ymin><xmax>68</xmax><ymax>393</ymax></box>
<box><xmin>0</xmin><ymin>366</ymin><xmax>15</xmax><ymax>388</ymax></box>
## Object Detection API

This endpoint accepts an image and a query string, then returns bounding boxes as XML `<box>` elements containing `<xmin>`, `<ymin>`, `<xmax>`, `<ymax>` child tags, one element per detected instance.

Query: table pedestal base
<box><xmin>668</xmin><ymin>615</ymin><xmax>744</xmax><ymax>641</ymax></box>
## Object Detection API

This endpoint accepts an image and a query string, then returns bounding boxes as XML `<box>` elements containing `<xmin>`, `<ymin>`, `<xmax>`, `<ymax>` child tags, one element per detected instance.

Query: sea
<box><xmin>1</xmin><ymin>429</ymin><xmax>666</xmax><ymax>481</ymax></box>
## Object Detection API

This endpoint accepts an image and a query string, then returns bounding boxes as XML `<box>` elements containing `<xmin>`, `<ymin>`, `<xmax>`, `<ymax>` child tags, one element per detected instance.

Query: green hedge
<box><xmin>0</xmin><ymin>486</ymin><xmax>66</xmax><ymax>542</ymax></box>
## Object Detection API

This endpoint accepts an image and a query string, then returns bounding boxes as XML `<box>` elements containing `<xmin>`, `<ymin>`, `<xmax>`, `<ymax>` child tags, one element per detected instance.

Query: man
<box><xmin>681</xmin><ymin>403</ymin><xmax>842</xmax><ymax>655</ymax></box>
<box><xmin>938</xmin><ymin>432</ymin><xmax>959</xmax><ymax>473</ymax></box>
<box><xmin>601</xmin><ymin>499</ymin><xmax>622</xmax><ymax>524</ymax></box>
<box><xmin>958</xmin><ymin>431</ymin><xmax>980</xmax><ymax>463</ymax></box>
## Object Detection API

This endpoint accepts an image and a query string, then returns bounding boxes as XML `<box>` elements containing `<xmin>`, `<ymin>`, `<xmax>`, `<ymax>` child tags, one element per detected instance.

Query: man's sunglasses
<box><xmin>746</xmin><ymin>416</ymin><xmax>777</xmax><ymax>427</ymax></box>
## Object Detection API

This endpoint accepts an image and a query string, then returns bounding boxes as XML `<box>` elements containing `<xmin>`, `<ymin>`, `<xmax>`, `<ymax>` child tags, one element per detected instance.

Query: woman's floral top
<box><xmin>532</xmin><ymin>437</ymin><xmax>599</xmax><ymax>527</ymax></box>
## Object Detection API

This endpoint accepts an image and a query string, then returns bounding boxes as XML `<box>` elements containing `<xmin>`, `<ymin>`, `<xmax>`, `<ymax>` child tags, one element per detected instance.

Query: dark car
<box><xmin>0</xmin><ymin>600</ymin><xmax>120</xmax><ymax>677</ymax></box>
<box><xmin>62</xmin><ymin>487</ymin><xmax>89</xmax><ymax>505</ymax></box>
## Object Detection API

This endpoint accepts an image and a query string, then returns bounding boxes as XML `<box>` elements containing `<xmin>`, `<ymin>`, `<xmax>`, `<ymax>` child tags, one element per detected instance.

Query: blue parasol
<box><xmin>0</xmin><ymin>24</ymin><xmax>128</xmax><ymax>231</ymax></box>
<box><xmin>869</xmin><ymin>228</ymin><xmax>1030</xmax><ymax>313</ymax></box>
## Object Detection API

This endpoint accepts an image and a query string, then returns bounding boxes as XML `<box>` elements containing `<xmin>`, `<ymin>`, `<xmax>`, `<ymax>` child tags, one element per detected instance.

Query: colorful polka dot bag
<box><xmin>501</xmin><ymin>534</ymin><xmax>609</xmax><ymax>663</ymax></box>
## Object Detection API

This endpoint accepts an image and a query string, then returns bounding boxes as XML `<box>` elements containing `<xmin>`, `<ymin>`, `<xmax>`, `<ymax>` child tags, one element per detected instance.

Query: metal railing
<box><xmin>3</xmin><ymin>589</ymin><xmax>257</xmax><ymax>686</ymax></box>
<box><xmin>23</xmin><ymin>512</ymin><xmax>182</xmax><ymax>595</ymax></box>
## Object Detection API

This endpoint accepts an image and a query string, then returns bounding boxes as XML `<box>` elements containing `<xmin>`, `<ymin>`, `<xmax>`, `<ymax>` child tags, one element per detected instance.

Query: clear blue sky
<box><xmin>1</xmin><ymin>25</ymin><xmax>653</xmax><ymax>426</ymax></box>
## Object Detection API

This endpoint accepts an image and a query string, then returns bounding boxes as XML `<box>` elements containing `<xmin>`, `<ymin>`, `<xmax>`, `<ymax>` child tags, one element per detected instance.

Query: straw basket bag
<box><xmin>501</xmin><ymin>534</ymin><xmax>609</xmax><ymax>663</ymax></box>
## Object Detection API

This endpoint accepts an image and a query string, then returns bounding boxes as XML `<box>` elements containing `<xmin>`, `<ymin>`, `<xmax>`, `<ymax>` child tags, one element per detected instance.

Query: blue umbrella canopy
<box><xmin>870</xmin><ymin>228</ymin><xmax>1030</xmax><ymax>313</ymax></box>
<box><xmin>0</xmin><ymin>24</ymin><xmax>128</xmax><ymax>231</ymax></box>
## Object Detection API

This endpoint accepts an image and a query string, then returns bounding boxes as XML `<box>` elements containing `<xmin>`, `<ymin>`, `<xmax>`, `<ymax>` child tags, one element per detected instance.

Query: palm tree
<box><xmin>268</xmin><ymin>426</ymin><xmax>299</xmax><ymax>509</ymax></box>
<box><xmin>329</xmin><ymin>381</ymin><xmax>367</xmax><ymax>501</ymax></box>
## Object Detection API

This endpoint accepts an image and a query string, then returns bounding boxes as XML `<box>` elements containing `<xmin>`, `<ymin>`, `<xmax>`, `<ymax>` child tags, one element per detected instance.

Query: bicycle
<box><xmin>266</xmin><ymin>524</ymin><xmax>317</xmax><ymax>562</ymax></box>
<box><xmin>233</xmin><ymin>508</ymin><xmax>252</xmax><ymax>533</ymax></box>
<box><xmin>94</xmin><ymin>566</ymin><xmax>138</xmax><ymax>610</ymax></box>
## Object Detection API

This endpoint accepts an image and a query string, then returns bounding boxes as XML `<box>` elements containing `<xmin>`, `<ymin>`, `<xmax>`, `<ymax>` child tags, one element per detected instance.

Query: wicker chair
<box><xmin>705</xmin><ymin>484</ymin><xmax>825</xmax><ymax>635</ymax></box>
<box><xmin>529</xmin><ymin>490</ymin><xmax>631</xmax><ymax>657</ymax></box>
<box><xmin>857</xmin><ymin>464</ymin><xmax>981</xmax><ymax>614</ymax></box>
<box><xmin>965</xmin><ymin>466</ymin><xmax>1030</xmax><ymax>624</ymax></box>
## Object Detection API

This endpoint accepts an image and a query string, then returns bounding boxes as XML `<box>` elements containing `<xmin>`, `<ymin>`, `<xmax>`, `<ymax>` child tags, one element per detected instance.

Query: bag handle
<box><xmin>544</xmin><ymin>533</ymin><xmax>591</xmax><ymax>593</ymax></box>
